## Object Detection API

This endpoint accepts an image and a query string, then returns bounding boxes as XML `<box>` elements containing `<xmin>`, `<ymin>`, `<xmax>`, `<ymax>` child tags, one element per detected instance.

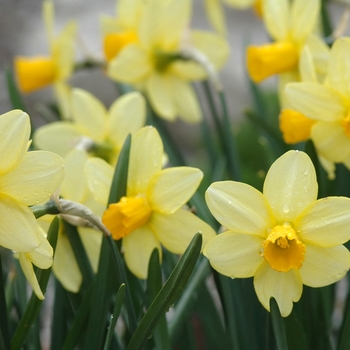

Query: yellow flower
<box><xmin>204</xmin><ymin>150</ymin><xmax>350</xmax><ymax>317</ymax></box>
<box><xmin>34</xmin><ymin>89</ymin><xmax>146</xmax><ymax>166</ymax></box>
<box><xmin>107</xmin><ymin>0</ymin><xmax>229</xmax><ymax>123</ymax></box>
<box><xmin>86</xmin><ymin>126</ymin><xmax>216</xmax><ymax>278</ymax></box>
<box><xmin>246</xmin><ymin>0</ymin><xmax>320</xmax><ymax>86</ymax></box>
<box><xmin>285</xmin><ymin>37</ymin><xmax>350</xmax><ymax>178</ymax></box>
<box><xmin>0</xmin><ymin>110</ymin><xmax>64</xmax><ymax>298</ymax></box>
<box><xmin>14</xmin><ymin>0</ymin><xmax>76</xmax><ymax>118</ymax></box>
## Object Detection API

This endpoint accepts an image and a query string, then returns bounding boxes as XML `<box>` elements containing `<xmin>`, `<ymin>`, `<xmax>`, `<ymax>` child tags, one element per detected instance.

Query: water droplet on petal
<box><xmin>283</xmin><ymin>204</ymin><xmax>290</xmax><ymax>213</ymax></box>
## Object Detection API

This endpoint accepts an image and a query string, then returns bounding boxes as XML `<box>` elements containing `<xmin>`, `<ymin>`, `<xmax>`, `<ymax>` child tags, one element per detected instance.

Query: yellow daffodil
<box><xmin>85</xmin><ymin>126</ymin><xmax>216</xmax><ymax>278</ymax></box>
<box><xmin>34</xmin><ymin>89</ymin><xmax>146</xmax><ymax>165</ymax></box>
<box><xmin>0</xmin><ymin>109</ymin><xmax>64</xmax><ymax>298</ymax></box>
<box><xmin>285</xmin><ymin>37</ymin><xmax>350</xmax><ymax>178</ymax></box>
<box><xmin>204</xmin><ymin>150</ymin><xmax>350</xmax><ymax>317</ymax></box>
<box><xmin>246</xmin><ymin>0</ymin><xmax>321</xmax><ymax>90</ymax></box>
<box><xmin>107</xmin><ymin>0</ymin><xmax>229</xmax><ymax>123</ymax></box>
<box><xmin>14</xmin><ymin>0</ymin><xmax>76</xmax><ymax>118</ymax></box>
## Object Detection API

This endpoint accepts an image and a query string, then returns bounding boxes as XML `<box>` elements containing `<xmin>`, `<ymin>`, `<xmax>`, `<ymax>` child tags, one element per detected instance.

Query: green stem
<box><xmin>0</xmin><ymin>253</ymin><xmax>10</xmax><ymax>350</ymax></box>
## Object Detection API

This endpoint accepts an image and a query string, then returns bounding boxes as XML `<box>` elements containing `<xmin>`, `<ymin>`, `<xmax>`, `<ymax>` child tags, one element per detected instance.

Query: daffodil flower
<box><xmin>246</xmin><ymin>0</ymin><xmax>321</xmax><ymax>96</ymax></box>
<box><xmin>86</xmin><ymin>126</ymin><xmax>216</xmax><ymax>278</ymax></box>
<box><xmin>204</xmin><ymin>150</ymin><xmax>350</xmax><ymax>317</ymax></box>
<box><xmin>107</xmin><ymin>0</ymin><xmax>229</xmax><ymax>123</ymax></box>
<box><xmin>285</xmin><ymin>37</ymin><xmax>350</xmax><ymax>178</ymax></box>
<box><xmin>14</xmin><ymin>0</ymin><xmax>76</xmax><ymax>118</ymax></box>
<box><xmin>34</xmin><ymin>89</ymin><xmax>146</xmax><ymax>165</ymax></box>
<box><xmin>0</xmin><ymin>109</ymin><xmax>64</xmax><ymax>298</ymax></box>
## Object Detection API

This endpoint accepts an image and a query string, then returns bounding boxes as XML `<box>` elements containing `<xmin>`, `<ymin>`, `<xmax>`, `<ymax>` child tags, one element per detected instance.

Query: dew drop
<box><xmin>283</xmin><ymin>204</ymin><xmax>290</xmax><ymax>213</ymax></box>
<box><xmin>304</xmin><ymin>169</ymin><xmax>309</xmax><ymax>175</ymax></box>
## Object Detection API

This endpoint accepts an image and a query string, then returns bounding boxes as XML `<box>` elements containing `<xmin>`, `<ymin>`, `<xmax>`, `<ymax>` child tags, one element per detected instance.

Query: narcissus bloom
<box><xmin>285</xmin><ymin>37</ymin><xmax>350</xmax><ymax>178</ymax></box>
<box><xmin>107</xmin><ymin>0</ymin><xmax>229</xmax><ymax>123</ymax></box>
<box><xmin>14</xmin><ymin>0</ymin><xmax>76</xmax><ymax>118</ymax></box>
<box><xmin>0</xmin><ymin>110</ymin><xmax>64</xmax><ymax>298</ymax></box>
<box><xmin>246</xmin><ymin>0</ymin><xmax>321</xmax><ymax>90</ymax></box>
<box><xmin>204</xmin><ymin>150</ymin><xmax>350</xmax><ymax>317</ymax></box>
<box><xmin>87</xmin><ymin>126</ymin><xmax>216</xmax><ymax>278</ymax></box>
<box><xmin>34</xmin><ymin>89</ymin><xmax>146</xmax><ymax>165</ymax></box>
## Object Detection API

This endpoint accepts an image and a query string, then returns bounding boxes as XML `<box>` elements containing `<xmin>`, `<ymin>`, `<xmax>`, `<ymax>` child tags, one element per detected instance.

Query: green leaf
<box><xmin>0</xmin><ymin>253</ymin><xmax>10</xmax><ymax>349</ymax></box>
<box><xmin>5</xmin><ymin>67</ymin><xmax>26</xmax><ymax>112</ymax></box>
<box><xmin>126</xmin><ymin>233</ymin><xmax>203</xmax><ymax>350</ymax></box>
<box><xmin>270</xmin><ymin>298</ymin><xmax>288</xmax><ymax>350</ymax></box>
<box><xmin>11</xmin><ymin>217</ymin><xmax>60</xmax><ymax>350</ymax></box>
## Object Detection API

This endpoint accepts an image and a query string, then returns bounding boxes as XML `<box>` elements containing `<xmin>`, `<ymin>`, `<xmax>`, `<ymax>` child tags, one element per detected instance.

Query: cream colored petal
<box><xmin>34</xmin><ymin>122</ymin><xmax>87</xmax><ymax>156</ymax></box>
<box><xmin>204</xmin><ymin>231</ymin><xmax>263</xmax><ymax>278</ymax></box>
<box><xmin>18</xmin><ymin>253</ymin><xmax>44</xmax><ymax>299</ymax></box>
<box><xmin>254</xmin><ymin>262</ymin><xmax>303</xmax><ymax>317</ymax></box>
<box><xmin>263</xmin><ymin>150</ymin><xmax>317</xmax><ymax>223</ymax></box>
<box><xmin>108</xmin><ymin>91</ymin><xmax>146</xmax><ymax>149</ymax></box>
<box><xmin>148</xmin><ymin>167</ymin><xmax>202</xmax><ymax>214</ymax></box>
<box><xmin>78</xmin><ymin>227</ymin><xmax>102</xmax><ymax>273</ymax></box>
<box><xmin>107</xmin><ymin>44</ymin><xmax>152</xmax><ymax>83</ymax></box>
<box><xmin>146</xmin><ymin>73</ymin><xmax>177</xmax><ymax>121</ymax></box>
<box><xmin>61</xmin><ymin>149</ymin><xmax>89</xmax><ymax>203</ymax></box>
<box><xmin>278</xmin><ymin>70</ymin><xmax>299</xmax><ymax>108</ymax></box>
<box><xmin>0</xmin><ymin>110</ymin><xmax>30</xmax><ymax>175</ymax></box>
<box><xmin>53</xmin><ymin>82</ymin><xmax>72</xmax><ymax>120</ymax></box>
<box><xmin>171</xmin><ymin>77</ymin><xmax>202</xmax><ymax>123</ymax></box>
<box><xmin>71</xmin><ymin>88</ymin><xmax>107</xmax><ymax>140</ymax></box>
<box><xmin>327</xmin><ymin>37</ymin><xmax>350</xmax><ymax>97</ymax></box>
<box><xmin>150</xmin><ymin>210</ymin><xmax>216</xmax><ymax>254</ymax></box>
<box><xmin>299</xmin><ymin>46</ymin><xmax>318</xmax><ymax>83</ymax></box>
<box><xmin>204</xmin><ymin>0</ymin><xmax>226</xmax><ymax>35</ymax></box>
<box><xmin>128</xmin><ymin>127</ymin><xmax>163</xmax><ymax>195</ymax></box>
<box><xmin>223</xmin><ymin>0</ymin><xmax>256</xmax><ymax>8</ymax></box>
<box><xmin>311</xmin><ymin>121</ymin><xmax>350</xmax><ymax>163</ymax></box>
<box><xmin>53</xmin><ymin>229</ymin><xmax>82</xmax><ymax>293</ymax></box>
<box><xmin>26</xmin><ymin>228</ymin><xmax>53</xmax><ymax>269</ymax></box>
<box><xmin>290</xmin><ymin>0</ymin><xmax>320</xmax><ymax>43</ymax></box>
<box><xmin>84</xmin><ymin>157</ymin><xmax>113</xmax><ymax>205</ymax></box>
<box><xmin>123</xmin><ymin>225</ymin><xmax>161</xmax><ymax>279</ymax></box>
<box><xmin>318</xmin><ymin>155</ymin><xmax>336</xmax><ymax>180</ymax></box>
<box><xmin>300</xmin><ymin>244</ymin><xmax>350</xmax><ymax>287</ymax></box>
<box><xmin>0</xmin><ymin>151</ymin><xmax>64</xmax><ymax>206</ymax></box>
<box><xmin>296</xmin><ymin>197</ymin><xmax>350</xmax><ymax>247</ymax></box>
<box><xmin>206</xmin><ymin>181</ymin><xmax>274</xmax><ymax>237</ymax></box>
<box><xmin>285</xmin><ymin>83</ymin><xmax>346</xmax><ymax>122</ymax></box>
<box><xmin>0</xmin><ymin>195</ymin><xmax>41</xmax><ymax>252</ymax></box>
<box><xmin>117</xmin><ymin>0</ymin><xmax>142</xmax><ymax>29</ymax></box>
<box><xmin>263</xmin><ymin>0</ymin><xmax>289</xmax><ymax>41</ymax></box>
<box><xmin>43</xmin><ymin>0</ymin><xmax>54</xmax><ymax>49</ymax></box>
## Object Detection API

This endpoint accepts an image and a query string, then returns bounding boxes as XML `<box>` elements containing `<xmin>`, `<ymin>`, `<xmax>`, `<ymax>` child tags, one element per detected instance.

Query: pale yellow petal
<box><xmin>299</xmin><ymin>46</ymin><xmax>318</xmax><ymax>84</ymax></box>
<box><xmin>327</xmin><ymin>37</ymin><xmax>350</xmax><ymax>97</ymax></box>
<box><xmin>53</xmin><ymin>229</ymin><xmax>82</xmax><ymax>293</ymax></box>
<box><xmin>254</xmin><ymin>262</ymin><xmax>303</xmax><ymax>317</ymax></box>
<box><xmin>204</xmin><ymin>231</ymin><xmax>263</xmax><ymax>278</ymax></box>
<box><xmin>128</xmin><ymin>127</ymin><xmax>163</xmax><ymax>195</ymax></box>
<box><xmin>117</xmin><ymin>0</ymin><xmax>142</xmax><ymax>29</ymax></box>
<box><xmin>311</xmin><ymin>121</ymin><xmax>350</xmax><ymax>163</ymax></box>
<box><xmin>263</xmin><ymin>150</ymin><xmax>318</xmax><ymax>223</ymax></box>
<box><xmin>54</xmin><ymin>82</ymin><xmax>72</xmax><ymax>120</ymax></box>
<box><xmin>204</xmin><ymin>0</ymin><xmax>226</xmax><ymax>35</ymax></box>
<box><xmin>0</xmin><ymin>110</ymin><xmax>30</xmax><ymax>175</ymax></box>
<box><xmin>278</xmin><ymin>70</ymin><xmax>299</xmax><ymax>108</ymax></box>
<box><xmin>71</xmin><ymin>88</ymin><xmax>107</xmax><ymax>140</ymax></box>
<box><xmin>148</xmin><ymin>167</ymin><xmax>202</xmax><ymax>214</ymax></box>
<box><xmin>0</xmin><ymin>151</ymin><xmax>64</xmax><ymax>206</ymax></box>
<box><xmin>26</xmin><ymin>229</ymin><xmax>53</xmax><ymax>269</ymax></box>
<box><xmin>296</xmin><ymin>197</ymin><xmax>350</xmax><ymax>247</ymax></box>
<box><xmin>206</xmin><ymin>181</ymin><xmax>274</xmax><ymax>237</ymax></box>
<box><xmin>107</xmin><ymin>44</ymin><xmax>152</xmax><ymax>83</ymax></box>
<box><xmin>18</xmin><ymin>253</ymin><xmax>44</xmax><ymax>300</ymax></box>
<box><xmin>85</xmin><ymin>157</ymin><xmax>114</xmax><ymax>205</ymax></box>
<box><xmin>285</xmin><ymin>83</ymin><xmax>346</xmax><ymax>122</ymax></box>
<box><xmin>150</xmin><ymin>210</ymin><xmax>216</xmax><ymax>254</ymax></box>
<box><xmin>263</xmin><ymin>0</ymin><xmax>289</xmax><ymax>41</ymax></box>
<box><xmin>108</xmin><ymin>91</ymin><xmax>146</xmax><ymax>148</ymax></box>
<box><xmin>61</xmin><ymin>149</ymin><xmax>89</xmax><ymax>203</ymax></box>
<box><xmin>34</xmin><ymin>122</ymin><xmax>87</xmax><ymax>156</ymax></box>
<box><xmin>300</xmin><ymin>244</ymin><xmax>350</xmax><ymax>287</ymax></box>
<box><xmin>318</xmin><ymin>155</ymin><xmax>336</xmax><ymax>180</ymax></box>
<box><xmin>123</xmin><ymin>225</ymin><xmax>161</xmax><ymax>279</ymax></box>
<box><xmin>78</xmin><ymin>227</ymin><xmax>102</xmax><ymax>273</ymax></box>
<box><xmin>223</xmin><ymin>0</ymin><xmax>256</xmax><ymax>8</ymax></box>
<box><xmin>146</xmin><ymin>73</ymin><xmax>176</xmax><ymax>121</ymax></box>
<box><xmin>43</xmin><ymin>0</ymin><xmax>54</xmax><ymax>48</ymax></box>
<box><xmin>0</xmin><ymin>195</ymin><xmax>41</xmax><ymax>252</ymax></box>
<box><xmin>290</xmin><ymin>0</ymin><xmax>320</xmax><ymax>43</ymax></box>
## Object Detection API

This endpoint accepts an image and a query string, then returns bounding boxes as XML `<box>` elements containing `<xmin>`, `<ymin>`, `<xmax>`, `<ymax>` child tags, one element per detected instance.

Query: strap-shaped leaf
<box><xmin>270</xmin><ymin>297</ymin><xmax>288</xmax><ymax>350</ymax></box>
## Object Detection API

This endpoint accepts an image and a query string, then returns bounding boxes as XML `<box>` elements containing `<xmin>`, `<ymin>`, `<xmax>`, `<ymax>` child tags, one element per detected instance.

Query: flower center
<box><xmin>279</xmin><ymin>109</ymin><xmax>316</xmax><ymax>144</ymax></box>
<box><xmin>102</xmin><ymin>195</ymin><xmax>152</xmax><ymax>240</ymax></box>
<box><xmin>246</xmin><ymin>41</ymin><xmax>299</xmax><ymax>83</ymax></box>
<box><xmin>262</xmin><ymin>223</ymin><xmax>305</xmax><ymax>272</ymax></box>
<box><xmin>14</xmin><ymin>56</ymin><xmax>57</xmax><ymax>93</ymax></box>
<box><xmin>341</xmin><ymin>111</ymin><xmax>350</xmax><ymax>138</ymax></box>
<box><xmin>103</xmin><ymin>31</ymin><xmax>138</xmax><ymax>61</ymax></box>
